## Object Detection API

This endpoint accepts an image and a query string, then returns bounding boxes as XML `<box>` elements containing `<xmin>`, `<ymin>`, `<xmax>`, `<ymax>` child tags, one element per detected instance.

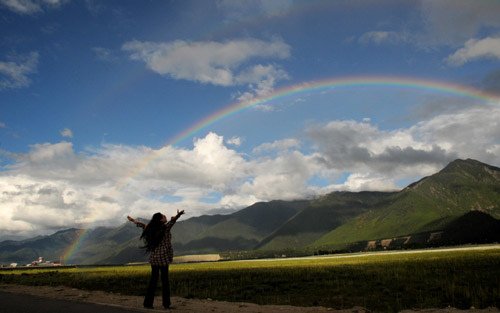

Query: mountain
<box><xmin>312</xmin><ymin>159</ymin><xmax>500</xmax><ymax>249</ymax></box>
<box><xmin>1</xmin><ymin>158</ymin><xmax>498</xmax><ymax>265</ymax></box>
<box><xmin>338</xmin><ymin>210</ymin><xmax>500</xmax><ymax>251</ymax></box>
<box><xmin>256</xmin><ymin>191</ymin><xmax>397</xmax><ymax>250</ymax></box>
<box><xmin>437</xmin><ymin>210</ymin><xmax>500</xmax><ymax>245</ymax></box>
<box><xmin>0</xmin><ymin>228</ymin><xmax>83</xmax><ymax>264</ymax></box>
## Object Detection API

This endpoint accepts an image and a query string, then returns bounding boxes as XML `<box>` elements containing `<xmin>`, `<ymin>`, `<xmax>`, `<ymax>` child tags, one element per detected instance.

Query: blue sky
<box><xmin>1</xmin><ymin>0</ymin><xmax>499</xmax><ymax>238</ymax></box>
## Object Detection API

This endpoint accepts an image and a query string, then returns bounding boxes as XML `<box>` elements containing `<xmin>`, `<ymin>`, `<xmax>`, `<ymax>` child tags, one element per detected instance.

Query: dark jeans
<box><xmin>144</xmin><ymin>265</ymin><xmax>170</xmax><ymax>308</ymax></box>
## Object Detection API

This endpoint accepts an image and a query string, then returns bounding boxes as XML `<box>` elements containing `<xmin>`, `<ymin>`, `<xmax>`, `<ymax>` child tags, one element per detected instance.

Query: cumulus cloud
<box><xmin>445</xmin><ymin>37</ymin><xmax>500</xmax><ymax>66</ymax></box>
<box><xmin>411</xmin><ymin>106</ymin><xmax>500</xmax><ymax>164</ymax></box>
<box><xmin>122</xmin><ymin>38</ymin><xmax>290</xmax><ymax>88</ymax></box>
<box><xmin>0</xmin><ymin>52</ymin><xmax>38</xmax><ymax>89</ymax></box>
<box><xmin>0</xmin><ymin>133</ymin><xmax>250</xmax><ymax>236</ymax></box>
<box><xmin>236</xmin><ymin>151</ymin><xmax>320</xmax><ymax>201</ymax></box>
<box><xmin>1</xmin><ymin>104</ymin><xmax>499</xmax><ymax>237</ymax></box>
<box><xmin>0</xmin><ymin>0</ymin><xmax>68</xmax><ymax>14</ymax></box>
<box><xmin>0</xmin><ymin>132</ymin><xmax>314</xmax><ymax>237</ymax></box>
<box><xmin>307</xmin><ymin>105</ymin><xmax>500</xmax><ymax>179</ymax></box>
<box><xmin>306</xmin><ymin>119</ymin><xmax>452</xmax><ymax>176</ymax></box>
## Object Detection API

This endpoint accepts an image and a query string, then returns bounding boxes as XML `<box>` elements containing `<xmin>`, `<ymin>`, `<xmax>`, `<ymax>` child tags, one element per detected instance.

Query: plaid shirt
<box><xmin>137</xmin><ymin>220</ymin><xmax>176</xmax><ymax>266</ymax></box>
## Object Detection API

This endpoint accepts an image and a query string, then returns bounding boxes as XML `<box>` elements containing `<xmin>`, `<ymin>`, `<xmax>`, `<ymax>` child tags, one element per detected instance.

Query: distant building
<box><xmin>27</xmin><ymin>257</ymin><xmax>61</xmax><ymax>267</ymax></box>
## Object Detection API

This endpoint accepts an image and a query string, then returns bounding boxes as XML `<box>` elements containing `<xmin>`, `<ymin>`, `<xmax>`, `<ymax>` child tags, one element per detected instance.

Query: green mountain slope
<box><xmin>313</xmin><ymin>159</ymin><xmax>500</xmax><ymax>249</ymax></box>
<box><xmin>0</xmin><ymin>228</ymin><xmax>83</xmax><ymax>264</ymax></box>
<box><xmin>172</xmin><ymin>214</ymin><xmax>230</xmax><ymax>245</ymax></box>
<box><xmin>92</xmin><ymin>200</ymin><xmax>308</xmax><ymax>262</ymax></box>
<box><xmin>199</xmin><ymin>201</ymin><xmax>308</xmax><ymax>238</ymax></box>
<box><xmin>257</xmin><ymin>191</ymin><xmax>396</xmax><ymax>250</ymax></box>
<box><xmin>177</xmin><ymin>200</ymin><xmax>310</xmax><ymax>254</ymax></box>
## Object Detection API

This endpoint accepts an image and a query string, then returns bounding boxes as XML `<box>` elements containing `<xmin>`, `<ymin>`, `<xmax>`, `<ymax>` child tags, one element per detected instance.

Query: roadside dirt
<box><xmin>1</xmin><ymin>284</ymin><xmax>498</xmax><ymax>312</ymax></box>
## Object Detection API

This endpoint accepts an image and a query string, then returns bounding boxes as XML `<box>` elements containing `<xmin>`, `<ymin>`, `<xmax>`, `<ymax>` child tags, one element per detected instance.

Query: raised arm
<box><xmin>169</xmin><ymin>209</ymin><xmax>185</xmax><ymax>224</ymax></box>
<box><xmin>127</xmin><ymin>215</ymin><xmax>146</xmax><ymax>229</ymax></box>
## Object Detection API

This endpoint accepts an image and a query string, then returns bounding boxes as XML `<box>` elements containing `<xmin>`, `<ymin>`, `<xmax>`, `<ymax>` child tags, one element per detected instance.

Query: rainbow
<box><xmin>61</xmin><ymin>228</ymin><xmax>89</xmax><ymax>264</ymax></box>
<box><xmin>166</xmin><ymin>75</ymin><xmax>498</xmax><ymax>143</ymax></box>
<box><xmin>64</xmin><ymin>76</ymin><xmax>500</xmax><ymax>262</ymax></box>
<box><xmin>114</xmin><ymin>75</ymin><xmax>499</xmax><ymax>190</ymax></box>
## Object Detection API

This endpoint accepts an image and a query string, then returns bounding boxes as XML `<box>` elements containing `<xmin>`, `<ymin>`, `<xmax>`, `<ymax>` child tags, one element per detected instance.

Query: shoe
<box><xmin>144</xmin><ymin>305</ymin><xmax>154</xmax><ymax>309</ymax></box>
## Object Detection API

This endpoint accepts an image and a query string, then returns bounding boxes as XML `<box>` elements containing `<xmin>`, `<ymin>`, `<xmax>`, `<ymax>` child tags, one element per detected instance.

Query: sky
<box><xmin>1</xmin><ymin>0</ymin><xmax>500</xmax><ymax>239</ymax></box>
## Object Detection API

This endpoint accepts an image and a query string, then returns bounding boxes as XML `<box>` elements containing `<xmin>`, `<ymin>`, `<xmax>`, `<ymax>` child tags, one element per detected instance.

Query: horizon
<box><xmin>1</xmin><ymin>1</ymin><xmax>500</xmax><ymax>239</ymax></box>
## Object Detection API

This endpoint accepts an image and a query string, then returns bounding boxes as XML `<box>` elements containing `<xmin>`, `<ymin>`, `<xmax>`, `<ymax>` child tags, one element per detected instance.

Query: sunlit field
<box><xmin>1</xmin><ymin>246</ymin><xmax>499</xmax><ymax>312</ymax></box>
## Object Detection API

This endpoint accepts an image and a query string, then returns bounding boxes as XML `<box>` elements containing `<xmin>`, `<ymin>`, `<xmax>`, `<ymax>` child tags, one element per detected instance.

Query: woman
<box><xmin>127</xmin><ymin>209</ymin><xmax>184</xmax><ymax>309</ymax></box>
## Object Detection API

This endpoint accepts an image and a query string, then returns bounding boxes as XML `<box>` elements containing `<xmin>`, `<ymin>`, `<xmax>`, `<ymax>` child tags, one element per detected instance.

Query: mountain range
<box><xmin>1</xmin><ymin>158</ymin><xmax>499</xmax><ymax>265</ymax></box>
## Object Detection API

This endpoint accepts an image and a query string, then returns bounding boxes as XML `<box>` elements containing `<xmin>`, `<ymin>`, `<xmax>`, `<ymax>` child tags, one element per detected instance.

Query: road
<box><xmin>0</xmin><ymin>291</ymin><xmax>146</xmax><ymax>313</ymax></box>
<box><xmin>235</xmin><ymin>244</ymin><xmax>500</xmax><ymax>263</ymax></box>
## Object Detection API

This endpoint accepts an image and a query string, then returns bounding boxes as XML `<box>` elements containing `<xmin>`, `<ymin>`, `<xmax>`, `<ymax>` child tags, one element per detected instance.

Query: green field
<box><xmin>1</xmin><ymin>246</ymin><xmax>499</xmax><ymax>312</ymax></box>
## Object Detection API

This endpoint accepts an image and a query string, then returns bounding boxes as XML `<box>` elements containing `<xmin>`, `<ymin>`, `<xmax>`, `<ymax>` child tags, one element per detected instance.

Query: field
<box><xmin>1</xmin><ymin>246</ymin><xmax>499</xmax><ymax>312</ymax></box>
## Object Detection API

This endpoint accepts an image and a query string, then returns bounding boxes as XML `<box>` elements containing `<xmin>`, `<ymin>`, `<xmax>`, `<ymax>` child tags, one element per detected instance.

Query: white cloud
<box><xmin>60</xmin><ymin>128</ymin><xmax>73</xmax><ymax>138</ymax></box>
<box><xmin>219</xmin><ymin>193</ymin><xmax>260</xmax><ymax>209</ymax></box>
<box><xmin>253</xmin><ymin>138</ymin><xmax>300</xmax><ymax>154</ymax></box>
<box><xmin>358</xmin><ymin>31</ymin><xmax>407</xmax><ymax>45</ymax></box>
<box><xmin>409</xmin><ymin>105</ymin><xmax>500</xmax><ymax>164</ymax></box>
<box><xmin>335</xmin><ymin>173</ymin><xmax>398</xmax><ymax>192</ymax></box>
<box><xmin>239</xmin><ymin>151</ymin><xmax>319</xmax><ymax>201</ymax></box>
<box><xmin>445</xmin><ymin>37</ymin><xmax>500</xmax><ymax>66</ymax></box>
<box><xmin>0</xmin><ymin>0</ymin><xmax>68</xmax><ymax>14</ymax></box>
<box><xmin>307</xmin><ymin>104</ymin><xmax>500</xmax><ymax>177</ymax></box>
<box><xmin>226</xmin><ymin>136</ymin><xmax>242</xmax><ymax>146</ymax></box>
<box><xmin>122</xmin><ymin>38</ymin><xmax>290</xmax><ymax>87</ymax></box>
<box><xmin>2</xmin><ymin>104</ymin><xmax>499</xmax><ymax>237</ymax></box>
<box><xmin>235</xmin><ymin>64</ymin><xmax>289</xmax><ymax>102</ymax></box>
<box><xmin>0</xmin><ymin>52</ymin><xmax>38</xmax><ymax>89</ymax></box>
<box><xmin>0</xmin><ymin>135</ymin><xmax>247</xmax><ymax>237</ymax></box>
<box><xmin>1</xmin><ymin>132</ymin><xmax>315</xmax><ymax>237</ymax></box>
<box><xmin>1</xmin><ymin>0</ymin><xmax>41</xmax><ymax>14</ymax></box>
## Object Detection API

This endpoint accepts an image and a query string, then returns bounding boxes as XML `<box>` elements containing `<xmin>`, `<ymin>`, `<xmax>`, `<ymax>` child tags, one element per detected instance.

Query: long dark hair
<box><xmin>140</xmin><ymin>212</ymin><xmax>166</xmax><ymax>252</ymax></box>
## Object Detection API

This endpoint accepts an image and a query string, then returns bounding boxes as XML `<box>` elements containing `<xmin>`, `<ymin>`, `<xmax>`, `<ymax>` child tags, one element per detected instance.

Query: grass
<box><xmin>1</xmin><ymin>246</ymin><xmax>499</xmax><ymax>312</ymax></box>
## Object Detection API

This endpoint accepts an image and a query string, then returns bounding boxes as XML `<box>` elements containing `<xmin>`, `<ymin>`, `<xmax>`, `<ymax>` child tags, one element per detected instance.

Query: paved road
<box><xmin>0</xmin><ymin>291</ymin><xmax>144</xmax><ymax>313</ymax></box>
